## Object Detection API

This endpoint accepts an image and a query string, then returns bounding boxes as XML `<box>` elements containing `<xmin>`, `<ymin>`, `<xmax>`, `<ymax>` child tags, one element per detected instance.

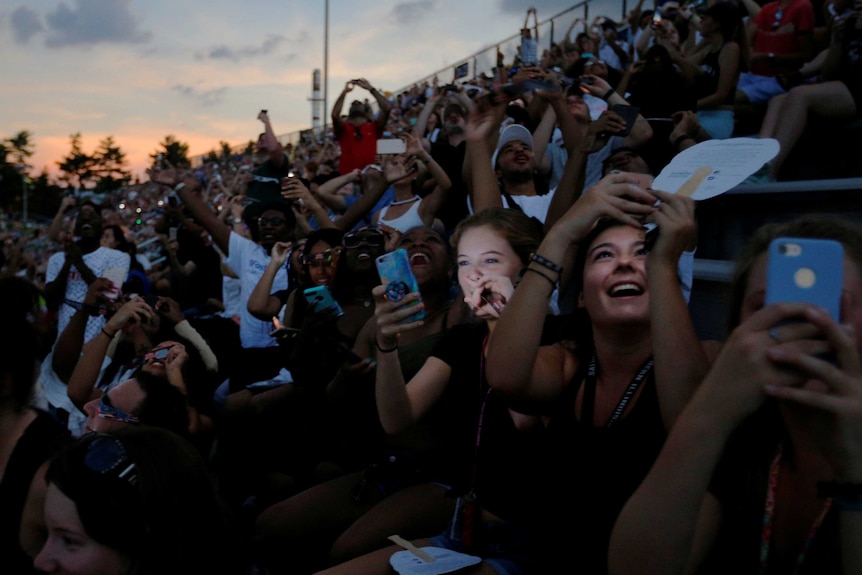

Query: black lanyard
<box><xmin>582</xmin><ymin>355</ymin><xmax>654</xmax><ymax>428</ymax></box>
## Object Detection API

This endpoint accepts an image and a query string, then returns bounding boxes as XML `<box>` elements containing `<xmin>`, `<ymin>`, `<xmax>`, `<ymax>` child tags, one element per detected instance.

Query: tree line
<box><xmin>0</xmin><ymin>131</ymin><xmax>196</xmax><ymax>220</ymax></box>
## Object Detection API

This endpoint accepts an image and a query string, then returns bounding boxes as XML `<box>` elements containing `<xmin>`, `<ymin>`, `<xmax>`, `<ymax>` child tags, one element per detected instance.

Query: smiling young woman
<box><xmin>483</xmin><ymin>171</ymin><xmax>712</xmax><ymax>573</ymax></box>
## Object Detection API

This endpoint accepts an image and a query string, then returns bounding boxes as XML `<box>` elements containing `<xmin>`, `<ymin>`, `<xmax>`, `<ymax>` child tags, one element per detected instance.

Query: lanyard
<box><xmin>471</xmin><ymin>332</ymin><xmax>492</xmax><ymax>487</ymax></box>
<box><xmin>581</xmin><ymin>355</ymin><xmax>654</xmax><ymax>428</ymax></box>
<box><xmin>759</xmin><ymin>444</ymin><xmax>832</xmax><ymax>575</ymax></box>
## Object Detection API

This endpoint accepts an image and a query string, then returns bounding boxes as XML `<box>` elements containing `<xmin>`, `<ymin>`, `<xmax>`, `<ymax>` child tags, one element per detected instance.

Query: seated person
<box><xmin>611</xmin><ymin>215</ymin><xmax>862</xmax><ymax>574</ymax></box>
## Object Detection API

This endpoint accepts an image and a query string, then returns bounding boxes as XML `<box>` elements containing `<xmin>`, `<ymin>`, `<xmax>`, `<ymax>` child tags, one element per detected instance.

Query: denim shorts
<box><xmin>737</xmin><ymin>72</ymin><xmax>786</xmax><ymax>105</ymax></box>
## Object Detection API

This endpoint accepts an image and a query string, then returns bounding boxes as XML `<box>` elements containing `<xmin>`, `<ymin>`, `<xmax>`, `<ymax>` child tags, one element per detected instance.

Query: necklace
<box><xmin>388</xmin><ymin>196</ymin><xmax>420</xmax><ymax>206</ymax></box>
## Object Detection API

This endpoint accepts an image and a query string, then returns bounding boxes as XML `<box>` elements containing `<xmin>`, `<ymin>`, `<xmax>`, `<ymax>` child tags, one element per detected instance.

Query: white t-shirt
<box><xmin>226</xmin><ymin>232</ymin><xmax>289</xmax><ymax>349</ymax></box>
<box><xmin>467</xmin><ymin>186</ymin><xmax>558</xmax><ymax>224</ymax></box>
<box><xmin>45</xmin><ymin>246</ymin><xmax>131</xmax><ymax>344</ymax></box>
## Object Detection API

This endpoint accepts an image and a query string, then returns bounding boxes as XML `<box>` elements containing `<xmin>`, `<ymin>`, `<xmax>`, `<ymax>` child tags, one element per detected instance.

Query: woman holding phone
<box><xmin>312</xmin><ymin>208</ymin><xmax>552</xmax><ymax>575</ymax></box>
<box><xmin>482</xmin><ymin>172</ymin><xmax>708</xmax><ymax>574</ymax></box>
<box><xmin>610</xmin><ymin>215</ymin><xmax>862</xmax><ymax>574</ymax></box>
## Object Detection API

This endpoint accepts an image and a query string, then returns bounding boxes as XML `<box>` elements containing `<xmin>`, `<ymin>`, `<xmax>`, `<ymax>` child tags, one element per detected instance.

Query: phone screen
<box><xmin>610</xmin><ymin>104</ymin><xmax>640</xmax><ymax>137</ymax></box>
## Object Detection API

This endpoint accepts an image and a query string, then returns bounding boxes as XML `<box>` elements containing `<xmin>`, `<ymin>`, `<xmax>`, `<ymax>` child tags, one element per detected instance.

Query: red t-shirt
<box><xmin>751</xmin><ymin>0</ymin><xmax>815</xmax><ymax>76</ymax></box>
<box><xmin>337</xmin><ymin>121</ymin><xmax>380</xmax><ymax>174</ymax></box>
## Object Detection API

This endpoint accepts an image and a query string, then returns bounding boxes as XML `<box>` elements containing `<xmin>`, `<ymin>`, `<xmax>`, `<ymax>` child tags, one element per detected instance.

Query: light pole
<box><xmin>323</xmin><ymin>0</ymin><xmax>329</xmax><ymax>140</ymax></box>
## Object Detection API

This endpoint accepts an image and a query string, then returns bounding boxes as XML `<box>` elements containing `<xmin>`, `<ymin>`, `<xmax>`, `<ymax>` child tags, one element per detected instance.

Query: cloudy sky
<box><xmin>0</xmin><ymin>0</ymin><xmax>618</xmax><ymax>181</ymax></box>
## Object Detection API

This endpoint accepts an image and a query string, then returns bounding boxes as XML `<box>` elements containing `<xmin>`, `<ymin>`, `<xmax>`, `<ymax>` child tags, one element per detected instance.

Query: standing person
<box><xmin>34</xmin><ymin>426</ymin><xmax>251</xmax><ymax>575</ymax></box>
<box><xmin>332</xmin><ymin>78</ymin><xmax>392</xmax><ymax>175</ymax></box>
<box><xmin>610</xmin><ymin>216</ymin><xmax>862</xmax><ymax>574</ymax></box>
<box><xmin>483</xmin><ymin>173</ymin><xmax>709</xmax><ymax>574</ymax></box>
<box><xmin>316</xmin><ymin>208</ymin><xmax>551</xmax><ymax>575</ymax></box>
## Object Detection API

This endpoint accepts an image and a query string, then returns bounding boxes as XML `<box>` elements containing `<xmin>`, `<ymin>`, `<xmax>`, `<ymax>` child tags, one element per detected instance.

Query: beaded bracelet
<box><xmin>523</xmin><ymin>267</ymin><xmax>557</xmax><ymax>289</ymax></box>
<box><xmin>529</xmin><ymin>253</ymin><xmax>563</xmax><ymax>275</ymax></box>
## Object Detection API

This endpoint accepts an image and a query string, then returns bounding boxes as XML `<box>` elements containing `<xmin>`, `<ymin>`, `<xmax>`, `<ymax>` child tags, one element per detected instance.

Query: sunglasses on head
<box><xmin>343</xmin><ymin>229</ymin><xmax>385</xmax><ymax>249</ymax></box>
<box><xmin>84</xmin><ymin>434</ymin><xmax>139</xmax><ymax>486</ymax></box>
<box><xmin>258</xmin><ymin>217</ymin><xmax>288</xmax><ymax>227</ymax></box>
<box><xmin>97</xmin><ymin>394</ymin><xmax>141</xmax><ymax>424</ymax></box>
<box><xmin>302</xmin><ymin>249</ymin><xmax>339</xmax><ymax>268</ymax></box>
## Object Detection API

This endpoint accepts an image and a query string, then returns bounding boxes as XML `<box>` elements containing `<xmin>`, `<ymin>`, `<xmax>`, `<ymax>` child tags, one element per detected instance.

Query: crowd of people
<box><xmin>1</xmin><ymin>0</ymin><xmax>862</xmax><ymax>573</ymax></box>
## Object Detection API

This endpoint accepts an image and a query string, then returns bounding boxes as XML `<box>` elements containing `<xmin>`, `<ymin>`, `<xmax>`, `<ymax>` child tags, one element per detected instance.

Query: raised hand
<box><xmin>147</xmin><ymin>160</ymin><xmax>180</xmax><ymax>187</ymax></box>
<box><xmin>156</xmin><ymin>296</ymin><xmax>185</xmax><ymax>326</ymax></box>
<box><xmin>550</xmin><ymin>171</ymin><xmax>658</xmax><ymax>243</ymax></box>
<box><xmin>466</xmin><ymin>273</ymin><xmax>516</xmax><ymax>319</ymax></box>
<box><xmin>644</xmin><ymin>189</ymin><xmax>697</xmax><ymax>263</ymax></box>
<box><xmin>763</xmin><ymin>307</ymin><xmax>862</xmax><ymax>480</ymax></box>
<box><xmin>378</xmin><ymin>223</ymin><xmax>402</xmax><ymax>254</ymax></box>
<box><xmin>104</xmin><ymin>297</ymin><xmax>156</xmax><ymax>335</ymax></box>
<box><xmin>372</xmin><ymin>284</ymin><xmax>425</xmax><ymax>350</ymax></box>
<box><xmin>269</xmin><ymin>241</ymin><xmax>293</xmax><ymax>267</ymax></box>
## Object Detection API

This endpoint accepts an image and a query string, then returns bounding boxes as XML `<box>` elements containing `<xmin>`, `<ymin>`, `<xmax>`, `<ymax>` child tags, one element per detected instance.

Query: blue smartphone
<box><xmin>765</xmin><ymin>237</ymin><xmax>843</xmax><ymax>321</ymax></box>
<box><xmin>303</xmin><ymin>285</ymin><xmax>344</xmax><ymax>319</ymax></box>
<box><xmin>375</xmin><ymin>248</ymin><xmax>425</xmax><ymax>324</ymax></box>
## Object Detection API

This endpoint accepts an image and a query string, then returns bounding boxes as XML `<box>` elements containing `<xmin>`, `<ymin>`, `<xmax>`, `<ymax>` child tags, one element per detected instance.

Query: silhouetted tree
<box><xmin>151</xmin><ymin>135</ymin><xmax>190</xmax><ymax>168</ymax></box>
<box><xmin>56</xmin><ymin>133</ymin><xmax>96</xmax><ymax>190</ymax></box>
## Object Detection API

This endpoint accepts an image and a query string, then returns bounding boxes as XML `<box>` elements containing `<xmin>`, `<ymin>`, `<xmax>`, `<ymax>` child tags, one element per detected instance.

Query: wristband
<box><xmin>602</xmin><ymin>88</ymin><xmax>615</xmax><ymax>101</ymax></box>
<box><xmin>529</xmin><ymin>253</ymin><xmax>563</xmax><ymax>275</ymax></box>
<box><xmin>672</xmin><ymin>134</ymin><xmax>695</xmax><ymax>148</ymax></box>
<box><xmin>174</xmin><ymin>182</ymin><xmax>186</xmax><ymax>192</ymax></box>
<box><xmin>523</xmin><ymin>267</ymin><xmax>558</xmax><ymax>289</ymax></box>
<box><xmin>101</xmin><ymin>327</ymin><xmax>116</xmax><ymax>339</ymax></box>
<box><xmin>376</xmin><ymin>340</ymin><xmax>398</xmax><ymax>354</ymax></box>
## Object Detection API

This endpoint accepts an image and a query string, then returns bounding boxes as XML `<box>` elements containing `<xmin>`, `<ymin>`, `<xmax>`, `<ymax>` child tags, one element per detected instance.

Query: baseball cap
<box><xmin>491</xmin><ymin>124</ymin><xmax>534</xmax><ymax>169</ymax></box>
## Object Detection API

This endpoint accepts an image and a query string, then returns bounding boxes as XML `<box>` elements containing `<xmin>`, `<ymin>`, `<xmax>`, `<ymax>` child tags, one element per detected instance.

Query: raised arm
<box><xmin>47</xmin><ymin>196</ymin><xmax>77</xmax><ymax>242</ymax></box>
<box><xmin>414</xmin><ymin>90</ymin><xmax>442</xmax><ymax>141</ymax></box>
<box><xmin>281</xmin><ymin>177</ymin><xmax>336</xmax><ymax>229</ymax></box>
<box><xmin>609</xmin><ymin>302</ymin><xmax>825</xmax><ymax>575</ymax></box>
<box><xmin>643</xmin><ymin>190</ymin><xmax>709</xmax><ymax>428</ymax></box>
<box><xmin>317</xmin><ymin>169</ymin><xmax>361</xmax><ymax>213</ymax></box>
<box><xmin>247</xmin><ymin>241</ymin><xmax>291</xmax><ymax>321</ymax></box>
<box><xmin>331</xmin><ymin>81</ymin><xmax>353</xmax><ymax>134</ymax></box>
<box><xmin>372</xmin><ymin>284</ymin><xmax>452</xmax><ymax>434</ymax></box>
<box><xmin>355</xmin><ymin>78</ymin><xmax>391</xmax><ymax>134</ymax></box>
<box><xmin>408</xmin><ymin>133</ymin><xmax>452</xmax><ymax>225</ymax></box>
<box><xmin>52</xmin><ymin>278</ymin><xmax>113</xmax><ymax>383</ymax></box>
<box><xmin>333</xmin><ymin>163</ymin><xmax>394</xmax><ymax>232</ymax></box>
<box><xmin>258</xmin><ymin>110</ymin><xmax>285</xmax><ymax>168</ymax></box>
<box><xmin>66</xmin><ymin>298</ymin><xmax>156</xmax><ymax>410</ymax></box>
<box><xmin>149</xmin><ymin>163</ymin><xmax>231</xmax><ymax>255</ymax></box>
<box><xmin>464</xmin><ymin>97</ymin><xmax>507</xmax><ymax>213</ymax></box>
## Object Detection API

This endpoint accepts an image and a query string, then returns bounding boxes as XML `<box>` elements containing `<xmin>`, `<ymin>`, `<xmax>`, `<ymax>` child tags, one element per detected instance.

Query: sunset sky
<box><xmin>0</xmin><ymin>0</ymin><xmax>616</xmax><ymax>181</ymax></box>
